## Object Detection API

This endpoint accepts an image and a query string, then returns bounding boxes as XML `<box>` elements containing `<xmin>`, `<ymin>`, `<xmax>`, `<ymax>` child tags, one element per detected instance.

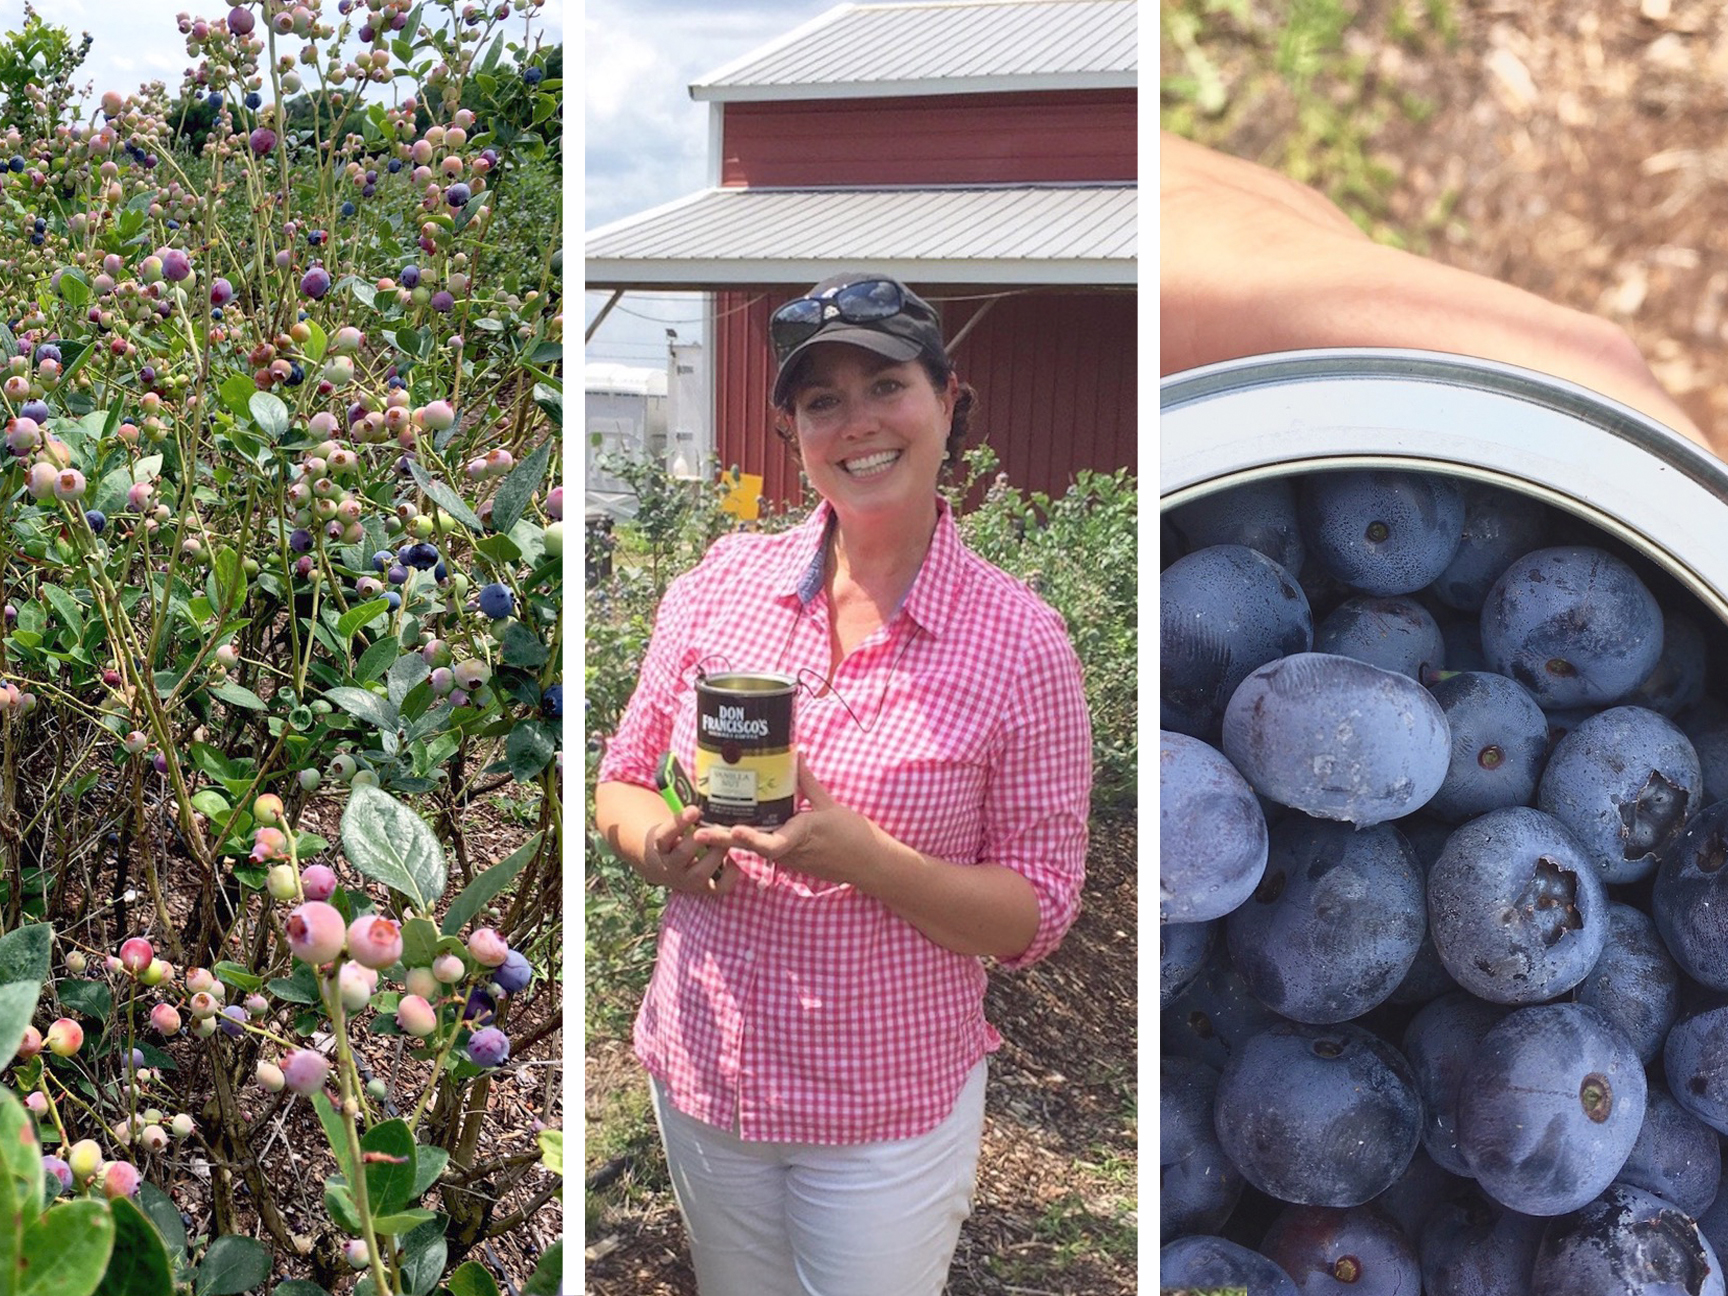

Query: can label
<box><xmin>695</xmin><ymin>673</ymin><xmax>796</xmax><ymax>827</ymax></box>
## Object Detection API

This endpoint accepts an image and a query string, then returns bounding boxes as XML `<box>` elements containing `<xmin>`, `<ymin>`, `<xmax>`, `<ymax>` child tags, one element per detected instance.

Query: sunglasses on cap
<box><xmin>769</xmin><ymin>279</ymin><xmax>914</xmax><ymax>363</ymax></box>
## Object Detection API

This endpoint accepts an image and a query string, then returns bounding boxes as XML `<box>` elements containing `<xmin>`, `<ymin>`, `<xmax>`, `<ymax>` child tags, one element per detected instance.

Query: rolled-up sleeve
<box><xmin>983</xmin><ymin>605</ymin><xmax>1092</xmax><ymax>970</ymax></box>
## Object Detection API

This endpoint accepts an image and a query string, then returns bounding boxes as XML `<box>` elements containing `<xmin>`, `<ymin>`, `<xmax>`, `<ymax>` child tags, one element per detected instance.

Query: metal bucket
<box><xmin>1161</xmin><ymin>349</ymin><xmax>1728</xmax><ymax>622</ymax></box>
<box><xmin>694</xmin><ymin>672</ymin><xmax>797</xmax><ymax>827</ymax></box>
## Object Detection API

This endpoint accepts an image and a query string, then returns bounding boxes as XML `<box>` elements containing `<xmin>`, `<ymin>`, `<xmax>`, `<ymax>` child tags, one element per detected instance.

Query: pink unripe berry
<box><xmin>420</xmin><ymin>400</ymin><xmax>455</xmax><ymax>431</ymax></box>
<box><xmin>301</xmin><ymin>863</ymin><xmax>337</xmax><ymax>901</ymax></box>
<box><xmin>285</xmin><ymin>900</ymin><xmax>346</xmax><ymax>964</ymax></box>
<box><xmin>140</xmin><ymin>1124</ymin><xmax>169</xmax><ymax>1153</ymax></box>
<box><xmin>250</xmin><ymin>826</ymin><xmax>290</xmax><ymax>863</ymax></box>
<box><xmin>24</xmin><ymin>1091</ymin><xmax>46</xmax><ymax>1115</ymax></box>
<box><xmin>453</xmin><ymin>659</ymin><xmax>491</xmax><ymax>691</ymax></box>
<box><xmin>16</xmin><ymin>1025</ymin><xmax>41</xmax><ymax>1060</ymax></box>
<box><xmin>338</xmin><ymin>961</ymin><xmax>377</xmax><ymax>1012</ymax></box>
<box><xmin>189</xmin><ymin>992</ymin><xmax>219</xmax><ymax>1020</ymax></box>
<box><xmin>186</xmin><ymin>966</ymin><xmax>217</xmax><ymax>994</ymax></box>
<box><xmin>254</xmin><ymin>793</ymin><xmax>285</xmax><ymax>825</ymax></box>
<box><xmin>347</xmin><ymin>914</ymin><xmax>403</xmax><ymax>969</ymax></box>
<box><xmin>546</xmin><ymin>485</ymin><xmax>563</xmax><ymax>521</ymax></box>
<box><xmin>281</xmin><ymin>1049</ymin><xmax>330</xmax><ymax>1095</ymax></box>
<box><xmin>46</xmin><ymin>1018</ymin><xmax>83</xmax><ymax>1056</ymax></box>
<box><xmin>345</xmin><ymin>1240</ymin><xmax>369</xmax><ymax>1269</ymax></box>
<box><xmin>67</xmin><ymin>1140</ymin><xmax>103</xmax><ymax>1181</ymax></box>
<box><xmin>396</xmin><ymin>993</ymin><xmax>437</xmax><ymax>1037</ymax></box>
<box><xmin>118</xmin><ymin>941</ymin><xmax>154</xmax><ymax>974</ymax></box>
<box><xmin>25</xmin><ymin>462</ymin><xmax>55</xmax><ymax>499</ymax></box>
<box><xmin>467</xmin><ymin>927</ymin><xmax>509</xmax><ymax>968</ymax></box>
<box><xmin>433</xmin><ymin>953</ymin><xmax>466</xmax><ymax>984</ymax></box>
<box><xmin>101</xmin><ymin>1160</ymin><xmax>141</xmax><ymax>1198</ymax></box>
<box><xmin>150</xmin><ymin>1004</ymin><xmax>182</xmax><ymax>1035</ymax></box>
<box><xmin>255</xmin><ymin>1060</ymin><xmax>285</xmax><ymax>1092</ymax></box>
<box><xmin>52</xmin><ymin>469</ymin><xmax>85</xmax><ymax>501</ymax></box>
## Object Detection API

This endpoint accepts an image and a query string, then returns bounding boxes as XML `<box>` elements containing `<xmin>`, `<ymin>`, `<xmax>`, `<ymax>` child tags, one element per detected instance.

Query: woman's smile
<box><xmin>840</xmin><ymin>448</ymin><xmax>902</xmax><ymax>478</ymax></box>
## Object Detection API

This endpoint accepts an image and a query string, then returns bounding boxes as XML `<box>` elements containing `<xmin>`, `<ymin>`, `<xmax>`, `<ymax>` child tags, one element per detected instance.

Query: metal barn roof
<box><xmin>692</xmin><ymin>0</ymin><xmax>1137</xmax><ymax>101</ymax></box>
<box><xmin>585</xmin><ymin>184</ymin><xmax>1136</xmax><ymax>288</ymax></box>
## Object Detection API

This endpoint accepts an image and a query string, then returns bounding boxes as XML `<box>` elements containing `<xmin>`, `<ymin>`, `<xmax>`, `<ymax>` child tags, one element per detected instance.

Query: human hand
<box><xmin>644</xmin><ymin>804</ymin><xmax>740</xmax><ymax>897</ymax></box>
<box><xmin>1161</xmin><ymin>132</ymin><xmax>1712</xmax><ymax>452</ymax></box>
<box><xmin>694</xmin><ymin>758</ymin><xmax>877</xmax><ymax>887</ymax></box>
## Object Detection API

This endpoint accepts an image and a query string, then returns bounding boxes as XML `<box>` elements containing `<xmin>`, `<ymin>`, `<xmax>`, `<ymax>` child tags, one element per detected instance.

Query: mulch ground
<box><xmin>583</xmin><ymin>814</ymin><xmax>1138</xmax><ymax>1295</ymax></box>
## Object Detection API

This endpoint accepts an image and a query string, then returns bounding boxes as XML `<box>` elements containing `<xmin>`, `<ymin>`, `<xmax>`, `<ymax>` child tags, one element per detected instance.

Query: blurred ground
<box><xmin>1162</xmin><ymin>0</ymin><xmax>1728</xmax><ymax>455</ymax></box>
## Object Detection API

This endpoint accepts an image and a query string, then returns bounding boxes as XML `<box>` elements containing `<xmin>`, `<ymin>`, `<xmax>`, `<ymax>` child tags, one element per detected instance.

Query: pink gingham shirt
<box><xmin>598</xmin><ymin>497</ymin><xmax>1091</xmax><ymax>1144</ymax></box>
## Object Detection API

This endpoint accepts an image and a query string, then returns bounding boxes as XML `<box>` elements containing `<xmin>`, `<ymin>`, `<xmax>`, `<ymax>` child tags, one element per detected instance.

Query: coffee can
<box><xmin>694</xmin><ymin>672</ymin><xmax>798</xmax><ymax>827</ymax></box>
<box><xmin>1162</xmin><ymin>349</ymin><xmax>1728</xmax><ymax>620</ymax></box>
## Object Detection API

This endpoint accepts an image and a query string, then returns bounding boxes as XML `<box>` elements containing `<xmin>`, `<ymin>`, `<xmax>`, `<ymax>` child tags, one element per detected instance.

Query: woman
<box><xmin>593</xmin><ymin>272</ymin><xmax>1092</xmax><ymax>1295</ymax></box>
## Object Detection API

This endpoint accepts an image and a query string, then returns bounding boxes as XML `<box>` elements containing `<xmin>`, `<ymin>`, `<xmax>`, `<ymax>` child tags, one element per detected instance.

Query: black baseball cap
<box><xmin>770</xmin><ymin>273</ymin><xmax>947</xmax><ymax>407</ymax></box>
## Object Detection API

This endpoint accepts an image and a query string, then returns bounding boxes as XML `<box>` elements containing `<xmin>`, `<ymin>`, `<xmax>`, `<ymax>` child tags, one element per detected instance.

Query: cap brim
<box><xmin>771</xmin><ymin>327</ymin><xmax>922</xmax><ymax>406</ymax></box>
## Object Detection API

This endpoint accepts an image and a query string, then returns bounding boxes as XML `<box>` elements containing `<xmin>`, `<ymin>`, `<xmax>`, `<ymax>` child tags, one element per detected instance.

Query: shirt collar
<box><xmin>771</xmin><ymin>497</ymin><xmax>965</xmax><ymax>640</ymax></box>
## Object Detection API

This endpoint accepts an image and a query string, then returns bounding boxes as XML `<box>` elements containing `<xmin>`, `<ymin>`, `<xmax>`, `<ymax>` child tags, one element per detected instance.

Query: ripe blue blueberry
<box><xmin>1160</xmin><ymin>919</ymin><xmax>1214</xmax><ymax>1010</ymax></box>
<box><xmin>1456</xmin><ymin>1001</ymin><xmax>1645</xmax><ymax>1215</ymax></box>
<box><xmin>19</xmin><ymin>399</ymin><xmax>48</xmax><ymax>423</ymax></box>
<box><xmin>477</xmin><ymin>582</ymin><xmax>514</xmax><ymax>620</ymax></box>
<box><xmin>400</xmin><ymin>264</ymin><xmax>420</xmax><ymax>288</ymax></box>
<box><xmin>1298</xmin><ymin>469</ymin><xmax>1466</xmax><ymax>596</ymax></box>
<box><xmin>541</xmin><ymin>684</ymin><xmax>562</xmax><ymax>720</ymax></box>
<box><xmin>493</xmin><ymin>949</ymin><xmax>532</xmax><ymax>994</ymax></box>
<box><xmin>372</xmin><ymin>550</ymin><xmax>394</xmax><ymax>573</ymax></box>
<box><xmin>467</xmin><ymin>1026</ymin><xmax>510</xmax><ymax>1067</ymax></box>
<box><xmin>1531</xmin><ymin>1185</ymin><xmax>1724</xmax><ymax>1296</ymax></box>
<box><xmin>85</xmin><ymin>510</ymin><xmax>106</xmax><ymax>535</ymax></box>
<box><xmin>1159</xmin><ymin>1237</ymin><xmax>1298</xmax><ymax>1296</ymax></box>
<box><xmin>446</xmin><ymin>182</ymin><xmax>472</xmax><ymax>207</ymax></box>
<box><xmin>1402</xmin><ymin>991</ymin><xmax>1511</xmax><ymax>1175</ymax></box>
<box><xmin>1426</xmin><ymin>670</ymin><xmax>1550</xmax><ymax>822</ymax></box>
<box><xmin>1430</xmin><ymin>481</ymin><xmax>1552</xmax><ymax>612</ymax></box>
<box><xmin>1313</xmin><ymin>593</ymin><xmax>1444</xmax><ymax>680</ymax></box>
<box><xmin>524</xmin><ymin>66</ymin><xmax>544</xmax><ymax>85</ymax></box>
<box><xmin>1166</xmin><ymin>478</ymin><xmax>1305</xmax><ymax>576</ymax></box>
<box><xmin>1664</xmin><ymin>998</ymin><xmax>1728</xmax><ymax>1137</ymax></box>
<box><xmin>341</xmin><ymin>201</ymin><xmax>356</xmax><ymax>218</ymax></box>
<box><xmin>1161</xmin><ymin>1057</ymin><xmax>1243</xmax><ymax>1242</ymax></box>
<box><xmin>1575</xmin><ymin>902</ymin><xmax>1679</xmax><ymax>1065</ymax></box>
<box><xmin>1615</xmin><ymin>1086</ymin><xmax>1722</xmax><ymax>1216</ymax></box>
<box><xmin>245</xmin><ymin>91</ymin><xmax>262</xmax><ymax>109</ymax></box>
<box><xmin>289</xmin><ymin>529</ymin><xmax>314</xmax><ymax>554</ymax></box>
<box><xmin>405</xmin><ymin>543</ymin><xmax>440</xmax><ymax>571</ymax></box>
<box><xmin>1260</xmin><ymin>1203</ymin><xmax>1421</xmax><ymax>1294</ymax></box>
<box><xmin>1654</xmin><ymin>800</ymin><xmax>1728</xmax><ymax>992</ymax></box>
<box><xmin>1159</xmin><ymin>730</ymin><xmax>1267</xmax><ymax>924</ymax></box>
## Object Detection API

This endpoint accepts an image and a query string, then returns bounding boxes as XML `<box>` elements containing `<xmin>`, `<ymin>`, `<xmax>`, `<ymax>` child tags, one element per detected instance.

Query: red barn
<box><xmin>585</xmin><ymin>0</ymin><xmax>1138</xmax><ymax>507</ymax></box>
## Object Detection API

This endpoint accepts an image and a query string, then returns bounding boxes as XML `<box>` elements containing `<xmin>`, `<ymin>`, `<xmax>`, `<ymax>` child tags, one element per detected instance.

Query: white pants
<box><xmin>649</xmin><ymin>1060</ymin><xmax>988</xmax><ymax>1296</ymax></box>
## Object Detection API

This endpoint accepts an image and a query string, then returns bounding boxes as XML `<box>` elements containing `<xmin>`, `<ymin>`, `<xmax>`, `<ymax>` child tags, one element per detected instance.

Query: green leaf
<box><xmin>219</xmin><ymin>375</ymin><xmax>257</xmax><ymax>421</ymax></box>
<box><xmin>506</xmin><ymin>720</ymin><xmax>557</xmax><ymax>782</ymax></box>
<box><xmin>532</xmin><ymin>383</ymin><xmax>562</xmax><ymax>429</ymax></box>
<box><xmin>324</xmin><ymin>686</ymin><xmax>399</xmax><ymax>732</ymax></box>
<box><xmin>361</xmin><ymin>1119</ymin><xmax>418</xmax><ymax>1215</ymax></box>
<box><xmin>92</xmin><ymin>1197</ymin><xmax>175</xmax><ymax>1296</ymax></box>
<box><xmin>446</xmin><ymin>1262</ymin><xmax>501</xmax><ymax>1296</ymax></box>
<box><xmin>0</xmin><ymin>1089</ymin><xmax>43</xmax><ymax>1267</ymax></box>
<box><xmin>473</xmin><ymin>534</ymin><xmax>521</xmax><ymax>565</ymax></box>
<box><xmin>56</xmin><ymin>268</ymin><xmax>90</xmax><ymax>309</ymax></box>
<box><xmin>501</xmin><ymin>623</ymin><xmax>547</xmax><ymax>670</ymax></box>
<box><xmin>136</xmin><ymin>1183</ymin><xmax>186</xmax><ymax>1260</ymax></box>
<box><xmin>209</xmin><ymin>681</ymin><xmax>267</xmax><ymax>712</ymax></box>
<box><xmin>399</xmin><ymin>917</ymin><xmax>442</xmax><ymax>970</ymax></box>
<box><xmin>523</xmin><ymin>1242</ymin><xmax>562</xmax><ymax>1296</ymax></box>
<box><xmin>355</xmin><ymin>636</ymin><xmax>399</xmax><ymax>685</ymax></box>
<box><xmin>266</xmin><ymin>962</ymin><xmax>320</xmax><ymax>1005</ymax></box>
<box><xmin>56</xmin><ymin>978</ymin><xmax>111</xmax><ymax>1022</ymax></box>
<box><xmin>309</xmin><ymin>1100</ymin><xmax>357</xmax><ymax>1200</ymax></box>
<box><xmin>537</xmin><ymin>1128</ymin><xmax>563</xmax><ymax>1177</ymax></box>
<box><xmin>212</xmin><ymin>962</ymin><xmax>262</xmax><ymax>993</ymax></box>
<box><xmin>190</xmin><ymin>790</ymin><xmax>231</xmax><ymax>821</ymax></box>
<box><xmin>490</xmin><ymin>439</ymin><xmax>551</xmax><ymax>536</ymax></box>
<box><xmin>41</xmin><ymin>584</ymin><xmax>84</xmax><ymax>640</ymax></box>
<box><xmin>322</xmin><ymin>1180</ymin><xmax>362</xmax><ymax>1234</ymax></box>
<box><xmin>207</xmin><ymin>548</ymin><xmax>248</xmax><ymax>614</ymax></box>
<box><xmin>303</xmin><ymin>320</ymin><xmax>328</xmax><ymax>365</ymax></box>
<box><xmin>408</xmin><ymin>1145</ymin><xmax>449</xmax><ymax>1199</ymax></box>
<box><xmin>19</xmin><ymin>1199</ymin><xmax>114</xmax><ymax>1296</ymax></box>
<box><xmin>369</xmin><ymin>1208</ymin><xmax>437</xmax><ymax>1237</ymax></box>
<box><xmin>341</xmin><ymin>784</ymin><xmax>447</xmax><ymax>913</ymax></box>
<box><xmin>399</xmin><ymin>1214</ymin><xmax>447</xmax><ymax>1296</ymax></box>
<box><xmin>405</xmin><ymin>460</ymin><xmax>482</xmax><ymax>533</ymax></box>
<box><xmin>441</xmin><ymin>833</ymin><xmax>541</xmax><ymax>936</ymax></box>
<box><xmin>193</xmin><ymin>1235</ymin><xmax>268</xmax><ymax>1296</ymax></box>
<box><xmin>247</xmin><ymin>392</ymin><xmax>289</xmax><ymax>442</ymax></box>
<box><xmin>387</xmin><ymin>652</ymin><xmax>429</xmax><ymax>707</ymax></box>
<box><xmin>274</xmin><ymin>1285</ymin><xmax>328</xmax><ymax>1296</ymax></box>
<box><xmin>338</xmin><ymin>600</ymin><xmax>391</xmax><ymax>642</ymax></box>
<box><xmin>0</xmin><ymin>924</ymin><xmax>50</xmax><ymax>1070</ymax></box>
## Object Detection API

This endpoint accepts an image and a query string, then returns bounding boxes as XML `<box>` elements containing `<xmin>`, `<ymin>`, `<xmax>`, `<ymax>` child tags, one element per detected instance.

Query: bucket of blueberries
<box><xmin>1160</xmin><ymin>349</ymin><xmax>1728</xmax><ymax>1295</ymax></box>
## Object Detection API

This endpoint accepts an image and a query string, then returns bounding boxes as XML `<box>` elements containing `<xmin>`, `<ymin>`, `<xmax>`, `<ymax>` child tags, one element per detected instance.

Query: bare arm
<box><xmin>594</xmin><ymin>779</ymin><xmax>741</xmax><ymax>897</ymax></box>
<box><xmin>1161</xmin><ymin>132</ymin><xmax>1710</xmax><ymax>451</ymax></box>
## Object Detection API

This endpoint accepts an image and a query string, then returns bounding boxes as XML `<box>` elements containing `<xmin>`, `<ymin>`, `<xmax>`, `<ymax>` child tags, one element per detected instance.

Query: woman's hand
<box><xmin>1162</xmin><ymin>132</ymin><xmax>1713</xmax><ymax>452</ymax></box>
<box><xmin>646</xmin><ymin>804</ymin><xmax>741</xmax><ymax>896</ymax></box>
<box><xmin>694</xmin><ymin>759</ymin><xmax>874</xmax><ymax>887</ymax></box>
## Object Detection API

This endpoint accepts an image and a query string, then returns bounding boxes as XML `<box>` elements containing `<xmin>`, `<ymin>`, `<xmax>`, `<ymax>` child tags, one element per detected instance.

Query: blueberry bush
<box><xmin>0</xmin><ymin>1</ymin><xmax>563</xmax><ymax>1293</ymax></box>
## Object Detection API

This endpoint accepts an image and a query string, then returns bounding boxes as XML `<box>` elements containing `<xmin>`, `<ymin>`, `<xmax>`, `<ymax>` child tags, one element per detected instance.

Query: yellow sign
<box><xmin>719</xmin><ymin>470</ymin><xmax>763</xmax><ymax>521</ymax></box>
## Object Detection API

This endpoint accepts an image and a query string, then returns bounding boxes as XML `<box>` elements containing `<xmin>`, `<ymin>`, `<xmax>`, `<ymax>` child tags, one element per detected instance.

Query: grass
<box><xmin>584</xmin><ymin>1077</ymin><xmax>670</xmax><ymax>1235</ymax></box>
<box><xmin>1160</xmin><ymin>0</ymin><xmax>1462</xmax><ymax>249</ymax></box>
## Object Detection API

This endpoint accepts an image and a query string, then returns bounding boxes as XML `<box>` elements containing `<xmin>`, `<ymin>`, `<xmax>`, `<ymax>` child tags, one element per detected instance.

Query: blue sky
<box><xmin>583</xmin><ymin>0</ymin><xmax>835</xmax><ymax>368</ymax></box>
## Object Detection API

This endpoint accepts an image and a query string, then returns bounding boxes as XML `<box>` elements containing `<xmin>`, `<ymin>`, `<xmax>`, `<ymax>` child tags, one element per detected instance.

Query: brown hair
<box><xmin>772</xmin><ymin>352</ymin><xmax>978</xmax><ymax>477</ymax></box>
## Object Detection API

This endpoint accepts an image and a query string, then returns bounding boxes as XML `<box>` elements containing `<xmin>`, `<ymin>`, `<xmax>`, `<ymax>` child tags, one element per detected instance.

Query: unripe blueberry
<box><xmin>467</xmin><ymin>1026</ymin><xmax>509</xmax><ymax>1067</ymax></box>
<box><xmin>170</xmin><ymin>1113</ymin><xmax>194</xmax><ymax>1139</ymax></box>
<box><xmin>118</xmin><ymin>933</ymin><xmax>152</xmax><ymax>974</ymax></box>
<box><xmin>396</xmin><ymin>992</ymin><xmax>437</xmax><ymax>1037</ymax></box>
<box><xmin>467</xmin><ymin>927</ymin><xmax>509</xmax><ymax>968</ymax></box>
<box><xmin>345</xmin><ymin>1240</ymin><xmax>369</xmax><ymax>1269</ymax></box>
<box><xmin>298</xmin><ymin>768</ymin><xmax>321</xmax><ymax>792</ymax></box>
<box><xmin>300</xmin><ymin>267</ymin><xmax>331</xmax><ymax>299</ymax></box>
<box><xmin>433</xmin><ymin>952</ymin><xmax>466</xmax><ymax>984</ymax></box>
<box><xmin>159</xmin><ymin>249</ymin><xmax>191</xmax><ymax>282</ymax></box>
<box><xmin>210</xmin><ymin>277</ymin><xmax>234</xmax><ymax>306</ymax></box>
<box><xmin>405</xmin><ymin>965</ymin><xmax>439</xmax><ymax>1000</ymax></box>
<box><xmin>41</xmin><ymin>1155</ymin><xmax>71</xmax><ymax>1194</ymax></box>
<box><xmin>150</xmin><ymin>1004</ymin><xmax>182</xmax><ymax>1035</ymax></box>
<box><xmin>266</xmin><ymin>863</ymin><xmax>299</xmax><ymax>901</ymax></box>
<box><xmin>545</xmin><ymin>485</ymin><xmax>563</xmax><ymax>521</ymax></box>
<box><xmin>338</xmin><ymin>961</ymin><xmax>377</xmax><ymax>1011</ymax></box>
<box><xmin>329</xmin><ymin>754</ymin><xmax>357</xmax><ymax>782</ymax></box>
<box><xmin>254</xmin><ymin>793</ymin><xmax>285</xmax><ymax>825</ymax></box>
<box><xmin>281</xmin><ymin>1049</ymin><xmax>330</xmax><ymax>1095</ymax></box>
<box><xmin>140</xmin><ymin>958</ymin><xmax>171</xmax><ymax>987</ymax></box>
<box><xmin>543</xmin><ymin>521</ymin><xmax>563</xmax><ymax>559</ymax></box>
<box><xmin>16</xmin><ymin>1025</ymin><xmax>40</xmax><ymax>1060</ymax></box>
<box><xmin>453</xmin><ymin>659</ymin><xmax>491</xmax><ymax>691</ymax></box>
<box><xmin>255</xmin><ymin>1060</ymin><xmax>285</xmax><ymax>1092</ymax></box>
<box><xmin>429</xmin><ymin>667</ymin><xmax>455</xmax><ymax>696</ymax></box>
<box><xmin>121</xmin><ymin>730</ymin><xmax>147</xmax><ymax>755</ymax></box>
<box><xmin>24</xmin><ymin>462</ymin><xmax>55</xmax><ymax>500</ymax></box>
<box><xmin>244</xmin><ymin>993</ymin><xmax>268</xmax><ymax>1017</ymax></box>
<box><xmin>65</xmin><ymin>950</ymin><xmax>86</xmax><ymax>974</ymax></box>
<box><xmin>46</xmin><ymin>1017</ymin><xmax>83</xmax><ymax>1056</ymax></box>
<box><xmin>52</xmin><ymin>469</ymin><xmax>85</xmax><ymax>501</ymax></box>
<box><xmin>215</xmin><ymin>643</ymin><xmax>240</xmax><ymax>669</ymax></box>
<box><xmin>140</xmin><ymin>1124</ymin><xmax>169</xmax><ymax>1153</ymax></box>
<box><xmin>493</xmin><ymin>948</ymin><xmax>532</xmax><ymax>994</ymax></box>
<box><xmin>301</xmin><ymin>863</ymin><xmax>337</xmax><ymax>901</ymax></box>
<box><xmin>186</xmin><ymin>966</ymin><xmax>217</xmax><ymax>995</ymax></box>
<box><xmin>347</xmin><ymin>914</ymin><xmax>402</xmax><ymax>969</ymax></box>
<box><xmin>352</xmin><ymin>769</ymin><xmax>380</xmax><ymax>790</ymax></box>
<box><xmin>24</xmin><ymin>1092</ymin><xmax>45</xmax><ymax>1115</ymax></box>
<box><xmin>420</xmin><ymin>400</ymin><xmax>455</xmax><ymax>431</ymax></box>
<box><xmin>67</xmin><ymin>1140</ymin><xmax>103</xmax><ymax>1182</ymax></box>
<box><xmin>101</xmin><ymin>1160</ymin><xmax>141</xmax><ymax>1198</ymax></box>
<box><xmin>285</xmin><ymin>900</ymin><xmax>346</xmax><ymax>964</ymax></box>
